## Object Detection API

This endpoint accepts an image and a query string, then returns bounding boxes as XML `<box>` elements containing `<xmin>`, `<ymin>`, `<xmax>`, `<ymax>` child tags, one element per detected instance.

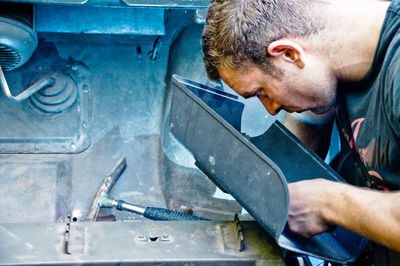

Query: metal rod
<box><xmin>0</xmin><ymin>65</ymin><xmax>55</xmax><ymax>103</ymax></box>
<box><xmin>112</xmin><ymin>200</ymin><xmax>145</xmax><ymax>215</ymax></box>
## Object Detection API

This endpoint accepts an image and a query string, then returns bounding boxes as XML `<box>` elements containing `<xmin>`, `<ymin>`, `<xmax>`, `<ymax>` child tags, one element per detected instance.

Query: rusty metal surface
<box><xmin>0</xmin><ymin>11</ymin><xmax>247</xmax><ymax>224</ymax></box>
<box><xmin>0</xmin><ymin>220</ymin><xmax>284</xmax><ymax>265</ymax></box>
<box><xmin>0</xmin><ymin>8</ymin><xmax>284</xmax><ymax>264</ymax></box>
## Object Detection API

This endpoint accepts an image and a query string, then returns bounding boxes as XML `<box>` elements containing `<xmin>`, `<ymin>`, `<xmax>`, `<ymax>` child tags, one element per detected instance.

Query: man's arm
<box><xmin>288</xmin><ymin>179</ymin><xmax>400</xmax><ymax>252</ymax></box>
<box><xmin>284</xmin><ymin>110</ymin><xmax>400</xmax><ymax>251</ymax></box>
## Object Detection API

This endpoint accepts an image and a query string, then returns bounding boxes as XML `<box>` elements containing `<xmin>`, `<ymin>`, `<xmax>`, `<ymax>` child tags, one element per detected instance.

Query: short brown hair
<box><xmin>201</xmin><ymin>0</ymin><xmax>324</xmax><ymax>80</ymax></box>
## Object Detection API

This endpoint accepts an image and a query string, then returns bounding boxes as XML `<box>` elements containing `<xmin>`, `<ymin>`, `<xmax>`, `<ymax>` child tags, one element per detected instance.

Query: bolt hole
<box><xmin>72</xmin><ymin>217</ymin><xmax>78</xmax><ymax>222</ymax></box>
<box><xmin>149</xmin><ymin>236</ymin><xmax>158</xmax><ymax>242</ymax></box>
<box><xmin>147</xmin><ymin>51</ymin><xmax>159</xmax><ymax>61</ymax></box>
<box><xmin>82</xmin><ymin>84</ymin><xmax>89</xmax><ymax>93</ymax></box>
<box><xmin>136</xmin><ymin>46</ymin><xmax>143</xmax><ymax>60</ymax></box>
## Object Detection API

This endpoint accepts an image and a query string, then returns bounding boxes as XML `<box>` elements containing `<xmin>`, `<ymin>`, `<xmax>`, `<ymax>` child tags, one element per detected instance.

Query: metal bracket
<box><xmin>219</xmin><ymin>214</ymin><xmax>244</xmax><ymax>253</ymax></box>
<box><xmin>64</xmin><ymin>215</ymin><xmax>71</xmax><ymax>255</ymax></box>
<box><xmin>64</xmin><ymin>214</ymin><xmax>86</xmax><ymax>255</ymax></box>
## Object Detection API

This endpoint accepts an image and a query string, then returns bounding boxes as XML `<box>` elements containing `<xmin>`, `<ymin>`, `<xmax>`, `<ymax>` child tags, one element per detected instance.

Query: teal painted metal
<box><xmin>36</xmin><ymin>6</ymin><xmax>166</xmax><ymax>35</ymax></box>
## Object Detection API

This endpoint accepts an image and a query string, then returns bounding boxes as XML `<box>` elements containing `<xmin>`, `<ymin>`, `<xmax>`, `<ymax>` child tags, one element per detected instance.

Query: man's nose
<box><xmin>257</xmin><ymin>95</ymin><xmax>282</xmax><ymax>115</ymax></box>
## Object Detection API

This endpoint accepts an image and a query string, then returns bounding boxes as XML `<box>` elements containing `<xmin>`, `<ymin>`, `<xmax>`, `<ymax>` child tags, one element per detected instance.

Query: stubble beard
<box><xmin>310</xmin><ymin>80</ymin><xmax>337</xmax><ymax>115</ymax></box>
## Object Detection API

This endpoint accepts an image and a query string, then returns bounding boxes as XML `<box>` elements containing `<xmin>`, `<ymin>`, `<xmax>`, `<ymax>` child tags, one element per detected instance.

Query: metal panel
<box><xmin>6</xmin><ymin>0</ymin><xmax>86</xmax><ymax>4</ymax></box>
<box><xmin>169</xmin><ymin>75</ymin><xmax>368</xmax><ymax>263</ymax></box>
<box><xmin>0</xmin><ymin>221</ymin><xmax>284</xmax><ymax>265</ymax></box>
<box><xmin>122</xmin><ymin>0</ymin><xmax>210</xmax><ymax>8</ymax></box>
<box><xmin>0</xmin><ymin>42</ymin><xmax>91</xmax><ymax>154</ymax></box>
<box><xmin>172</xmin><ymin>75</ymin><xmax>243</xmax><ymax>132</ymax></box>
<box><xmin>5</xmin><ymin>0</ymin><xmax>210</xmax><ymax>8</ymax></box>
<box><xmin>0</xmin><ymin>9</ymin><xmax>285</xmax><ymax>265</ymax></box>
<box><xmin>170</xmin><ymin>75</ymin><xmax>289</xmax><ymax>240</ymax></box>
<box><xmin>36</xmin><ymin>6</ymin><xmax>166</xmax><ymax>35</ymax></box>
<box><xmin>250</xmin><ymin>122</ymin><xmax>344</xmax><ymax>184</ymax></box>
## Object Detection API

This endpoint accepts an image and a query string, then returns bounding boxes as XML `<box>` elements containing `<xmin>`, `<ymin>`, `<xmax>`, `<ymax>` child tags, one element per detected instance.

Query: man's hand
<box><xmin>288</xmin><ymin>179</ymin><xmax>335</xmax><ymax>237</ymax></box>
<box><xmin>288</xmin><ymin>179</ymin><xmax>400</xmax><ymax>252</ymax></box>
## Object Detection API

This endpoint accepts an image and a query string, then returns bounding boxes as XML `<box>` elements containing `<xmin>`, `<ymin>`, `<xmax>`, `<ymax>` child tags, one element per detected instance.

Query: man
<box><xmin>201</xmin><ymin>0</ymin><xmax>400</xmax><ymax>254</ymax></box>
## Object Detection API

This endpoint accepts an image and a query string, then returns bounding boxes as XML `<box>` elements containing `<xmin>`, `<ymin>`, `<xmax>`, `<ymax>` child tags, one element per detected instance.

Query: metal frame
<box><xmin>4</xmin><ymin>0</ymin><xmax>211</xmax><ymax>8</ymax></box>
<box><xmin>0</xmin><ymin>220</ymin><xmax>284</xmax><ymax>265</ymax></box>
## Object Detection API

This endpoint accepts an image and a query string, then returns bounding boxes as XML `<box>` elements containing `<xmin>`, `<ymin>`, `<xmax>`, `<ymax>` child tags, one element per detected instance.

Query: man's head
<box><xmin>201</xmin><ymin>0</ymin><xmax>338</xmax><ymax>115</ymax></box>
<box><xmin>201</xmin><ymin>0</ymin><xmax>324</xmax><ymax>81</ymax></box>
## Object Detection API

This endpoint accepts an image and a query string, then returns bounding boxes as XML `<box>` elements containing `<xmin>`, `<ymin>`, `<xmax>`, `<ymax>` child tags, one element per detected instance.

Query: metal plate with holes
<box><xmin>0</xmin><ymin>41</ymin><xmax>91</xmax><ymax>153</ymax></box>
<box><xmin>0</xmin><ymin>221</ymin><xmax>284</xmax><ymax>265</ymax></box>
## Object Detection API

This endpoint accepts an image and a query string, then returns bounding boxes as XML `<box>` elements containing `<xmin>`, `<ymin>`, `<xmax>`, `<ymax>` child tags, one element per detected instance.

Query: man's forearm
<box><xmin>322</xmin><ymin>181</ymin><xmax>400</xmax><ymax>251</ymax></box>
<box><xmin>289</xmin><ymin>179</ymin><xmax>400</xmax><ymax>251</ymax></box>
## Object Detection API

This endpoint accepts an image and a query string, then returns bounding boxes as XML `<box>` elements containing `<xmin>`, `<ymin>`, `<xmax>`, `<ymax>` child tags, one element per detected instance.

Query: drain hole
<box><xmin>72</xmin><ymin>217</ymin><xmax>78</xmax><ymax>222</ymax></box>
<box><xmin>149</xmin><ymin>236</ymin><xmax>158</xmax><ymax>242</ymax></box>
<box><xmin>147</xmin><ymin>51</ymin><xmax>159</xmax><ymax>61</ymax></box>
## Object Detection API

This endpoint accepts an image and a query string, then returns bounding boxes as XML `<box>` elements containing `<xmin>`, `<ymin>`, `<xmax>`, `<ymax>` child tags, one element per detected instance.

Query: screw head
<box><xmin>208</xmin><ymin>156</ymin><xmax>215</xmax><ymax>166</ymax></box>
<box><xmin>135</xmin><ymin>235</ymin><xmax>148</xmax><ymax>242</ymax></box>
<box><xmin>160</xmin><ymin>235</ymin><xmax>171</xmax><ymax>242</ymax></box>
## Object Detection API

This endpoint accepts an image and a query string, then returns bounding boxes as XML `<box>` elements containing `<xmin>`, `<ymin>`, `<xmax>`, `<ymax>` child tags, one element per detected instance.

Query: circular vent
<box><xmin>0</xmin><ymin>44</ymin><xmax>22</xmax><ymax>71</ymax></box>
<box><xmin>0</xmin><ymin>4</ymin><xmax>37</xmax><ymax>71</ymax></box>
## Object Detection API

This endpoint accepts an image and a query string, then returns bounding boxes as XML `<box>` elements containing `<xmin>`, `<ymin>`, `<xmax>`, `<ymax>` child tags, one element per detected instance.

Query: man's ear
<box><xmin>267</xmin><ymin>40</ymin><xmax>305</xmax><ymax>68</ymax></box>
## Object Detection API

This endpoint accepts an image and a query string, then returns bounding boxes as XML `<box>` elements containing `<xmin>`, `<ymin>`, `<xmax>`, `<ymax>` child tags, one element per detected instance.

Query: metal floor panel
<box><xmin>0</xmin><ymin>31</ymin><xmax>241</xmax><ymax>223</ymax></box>
<box><xmin>0</xmin><ymin>16</ymin><xmax>284</xmax><ymax>263</ymax></box>
<box><xmin>0</xmin><ymin>161</ymin><xmax>58</xmax><ymax>222</ymax></box>
<box><xmin>0</xmin><ymin>41</ymin><xmax>90</xmax><ymax>154</ymax></box>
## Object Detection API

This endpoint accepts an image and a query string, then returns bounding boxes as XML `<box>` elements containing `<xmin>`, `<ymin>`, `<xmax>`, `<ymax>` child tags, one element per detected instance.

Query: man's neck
<box><xmin>319</xmin><ymin>0</ymin><xmax>391</xmax><ymax>82</ymax></box>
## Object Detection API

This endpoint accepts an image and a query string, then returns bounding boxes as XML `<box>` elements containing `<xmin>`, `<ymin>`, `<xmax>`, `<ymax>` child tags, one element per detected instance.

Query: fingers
<box><xmin>287</xmin><ymin>179</ymin><xmax>335</xmax><ymax>237</ymax></box>
<box><xmin>287</xmin><ymin>213</ymin><xmax>335</xmax><ymax>237</ymax></box>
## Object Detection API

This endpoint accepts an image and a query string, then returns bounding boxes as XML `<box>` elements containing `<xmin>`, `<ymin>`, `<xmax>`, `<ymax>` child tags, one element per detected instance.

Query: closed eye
<box><xmin>242</xmin><ymin>92</ymin><xmax>253</xmax><ymax>99</ymax></box>
<box><xmin>242</xmin><ymin>89</ymin><xmax>263</xmax><ymax>99</ymax></box>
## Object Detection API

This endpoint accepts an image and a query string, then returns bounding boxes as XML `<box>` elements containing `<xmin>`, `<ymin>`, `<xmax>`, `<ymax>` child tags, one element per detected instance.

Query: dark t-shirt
<box><xmin>336</xmin><ymin>0</ymin><xmax>400</xmax><ymax>190</ymax></box>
